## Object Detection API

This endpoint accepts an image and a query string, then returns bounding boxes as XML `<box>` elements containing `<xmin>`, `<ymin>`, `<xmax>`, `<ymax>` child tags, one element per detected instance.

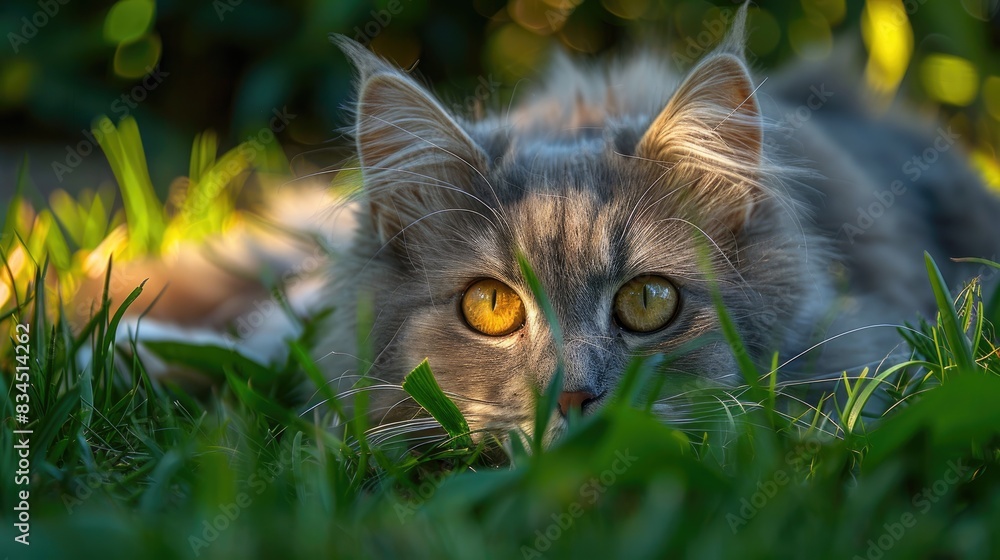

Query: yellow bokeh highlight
<box><xmin>971</xmin><ymin>150</ymin><xmax>1000</xmax><ymax>191</ymax></box>
<box><xmin>540</xmin><ymin>0</ymin><xmax>583</xmax><ymax>8</ymax></box>
<box><xmin>82</xmin><ymin>225</ymin><xmax>130</xmax><ymax>280</ymax></box>
<box><xmin>0</xmin><ymin>246</ymin><xmax>27</xmax><ymax>309</ymax></box>
<box><xmin>862</xmin><ymin>0</ymin><xmax>913</xmax><ymax>100</ymax></box>
<box><xmin>920</xmin><ymin>54</ymin><xmax>979</xmax><ymax>106</ymax></box>
<box><xmin>984</xmin><ymin>76</ymin><xmax>1000</xmax><ymax>121</ymax></box>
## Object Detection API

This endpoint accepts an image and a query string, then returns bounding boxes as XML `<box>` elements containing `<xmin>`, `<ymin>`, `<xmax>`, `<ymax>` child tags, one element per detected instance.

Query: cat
<box><xmin>87</xmin><ymin>5</ymin><xmax>1000</xmax><ymax>445</ymax></box>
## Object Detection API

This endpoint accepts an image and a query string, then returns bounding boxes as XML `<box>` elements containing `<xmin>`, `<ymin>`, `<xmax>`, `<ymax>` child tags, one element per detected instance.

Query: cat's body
<box><xmin>89</xmin><ymin>8</ymin><xmax>1000</xmax><ymax>442</ymax></box>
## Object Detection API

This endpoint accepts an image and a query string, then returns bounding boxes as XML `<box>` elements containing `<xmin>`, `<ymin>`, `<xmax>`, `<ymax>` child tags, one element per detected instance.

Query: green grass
<box><xmin>2</xmin><ymin>119</ymin><xmax>1000</xmax><ymax>560</ymax></box>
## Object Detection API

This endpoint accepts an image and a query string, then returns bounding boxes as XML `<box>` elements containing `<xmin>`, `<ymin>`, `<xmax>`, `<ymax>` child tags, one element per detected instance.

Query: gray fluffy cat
<box><xmin>314</xmin><ymin>6</ymin><xmax>1000</xmax><ymax>441</ymax></box>
<box><xmin>96</xmin><ymin>6</ymin><xmax>1000</xmax><ymax>443</ymax></box>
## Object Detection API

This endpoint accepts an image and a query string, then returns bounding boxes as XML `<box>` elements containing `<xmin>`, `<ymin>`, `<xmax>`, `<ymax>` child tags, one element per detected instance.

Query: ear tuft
<box><xmin>637</xmin><ymin>53</ymin><xmax>761</xmax><ymax>167</ymax></box>
<box><xmin>635</xmin><ymin>14</ymin><xmax>763</xmax><ymax>234</ymax></box>
<box><xmin>336</xmin><ymin>40</ymin><xmax>489</xmax><ymax>252</ymax></box>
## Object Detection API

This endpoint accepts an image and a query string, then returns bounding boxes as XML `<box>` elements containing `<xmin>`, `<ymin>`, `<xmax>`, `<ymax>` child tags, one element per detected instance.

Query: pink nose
<box><xmin>557</xmin><ymin>391</ymin><xmax>598</xmax><ymax>417</ymax></box>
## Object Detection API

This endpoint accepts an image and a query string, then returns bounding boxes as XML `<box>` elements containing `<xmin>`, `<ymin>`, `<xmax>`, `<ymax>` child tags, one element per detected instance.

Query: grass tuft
<box><xmin>1</xmin><ymin>117</ymin><xmax>999</xmax><ymax>559</ymax></box>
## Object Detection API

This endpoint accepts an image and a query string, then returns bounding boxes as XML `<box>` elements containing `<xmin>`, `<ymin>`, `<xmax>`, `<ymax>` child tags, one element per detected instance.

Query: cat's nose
<box><xmin>557</xmin><ymin>391</ymin><xmax>599</xmax><ymax>417</ymax></box>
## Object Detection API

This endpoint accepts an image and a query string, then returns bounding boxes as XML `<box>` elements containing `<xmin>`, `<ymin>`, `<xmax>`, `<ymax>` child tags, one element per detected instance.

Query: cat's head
<box><xmin>328</xmin><ymin>9</ymin><xmax>821</xmax><ymax>444</ymax></box>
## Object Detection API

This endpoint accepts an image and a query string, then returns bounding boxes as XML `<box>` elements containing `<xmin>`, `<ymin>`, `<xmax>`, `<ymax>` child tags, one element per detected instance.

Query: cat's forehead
<box><xmin>505</xmin><ymin>187</ymin><xmax>621</xmax><ymax>282</ymax></box>
<box><xmin>497</xmin><ymin>136</ymin><xmax>619</xmax><ymax>192</ymax></box>
<box><xmin>484</xmin><ymin>140</ymin><xmax>643</xmax><ymax>279</ymax></box>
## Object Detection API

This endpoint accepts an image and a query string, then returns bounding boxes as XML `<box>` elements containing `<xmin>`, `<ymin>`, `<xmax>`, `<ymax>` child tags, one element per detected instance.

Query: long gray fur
<box><xmin>319</xmin><ymin>5</ymin><xmax>1000</xmax><ymax>441</ymax></box>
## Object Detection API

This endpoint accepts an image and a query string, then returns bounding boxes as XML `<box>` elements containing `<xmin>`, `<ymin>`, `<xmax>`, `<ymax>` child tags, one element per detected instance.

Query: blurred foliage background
<box><xmin>1</xmin><ymin>0</ymin><xmax>999</xmax><ymax>199</ymax></box>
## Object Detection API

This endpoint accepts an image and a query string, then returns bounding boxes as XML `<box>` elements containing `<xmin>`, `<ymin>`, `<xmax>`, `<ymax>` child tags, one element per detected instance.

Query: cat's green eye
<box><xmin>613</xmin><ymin>275</ymin><xmax>679</xmax><ymax>333</ymax></box>
<box><xmin>462</xmin><ymin>279</ymin><xmax>526</xmax><ymax>336</ymax></box>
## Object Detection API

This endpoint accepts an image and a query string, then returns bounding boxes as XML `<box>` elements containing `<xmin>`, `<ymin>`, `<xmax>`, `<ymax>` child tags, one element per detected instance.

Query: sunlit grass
<box><xmin>1</xmin><ymin>117</ymin><xmax>1000</xmax><ymax>559</ymax></box>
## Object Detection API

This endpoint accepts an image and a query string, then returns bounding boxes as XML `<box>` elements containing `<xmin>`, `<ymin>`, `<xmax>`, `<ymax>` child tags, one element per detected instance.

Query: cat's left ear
<box><xmin>636</xmin><ymin>50</ymin><xmax>762</xmax><ymax>231</ymax></box>
<box><xmin>333</xmin><ymin>36</ymin><xmax>490</xmax><ymax>251</ymax></box>
<box><xmin>637</xmin><ymin>52</ymin><xmax>761</xmax><ymax>166</ymax></box>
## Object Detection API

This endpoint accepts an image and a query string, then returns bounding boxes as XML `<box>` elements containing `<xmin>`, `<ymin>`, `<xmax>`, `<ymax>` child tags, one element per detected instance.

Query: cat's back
<box><xmin>761</xmin><ymin>52</ymin><xmax>1000</xmax><ymax>310</ymax></box>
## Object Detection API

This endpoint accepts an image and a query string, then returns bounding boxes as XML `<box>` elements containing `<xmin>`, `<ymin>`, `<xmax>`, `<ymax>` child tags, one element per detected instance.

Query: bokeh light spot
<box><xmin>746</xmin><ymin>8</ymin><xmax>780</xmax><ymax>57</ymax></box>
<box><xmin>487</xmin><ymin>22</ymin><xmax>550</xmax><ymax>82</ymax></box>
<box><xmin>511</xmin><ymin>0</ymin><xmax>581</xmax><ymax>35</ymax></box>
<box><xmin>0</xmin><ymin>59</ymin><xmax>34</xmax><ymax>107</ymax></box>
<box><xmin>920</xmin><ymin>54</ymin><xmax>978</xmax><ymax>107</ymax></box>
<box><xmin>601</xmin><ymin>0</ymin><xmax>649</xmax><ymax>20</ymax></box>
<box><xmin>960</xmin><ymin>0</ymin><xmax>1000</xmax><ymax>21</ymax></box>
<box><xmin>113</xmin><ymin>33</ymin><xmax>163</xmax><ymax>79</ymax></box>
<box><xmin>789</xmin><ymin>15</ymin><xmax>832</xmax><ymax>61</ymax></box>
<box><xmin>103</xmin><ymin>0</ymin><xmax>155</xmax><ymax>44</ymax></box>
<box><xmin>862</xmin><ymin>0</ymin><xmax>913</xmax><ymax>100</ymax></box>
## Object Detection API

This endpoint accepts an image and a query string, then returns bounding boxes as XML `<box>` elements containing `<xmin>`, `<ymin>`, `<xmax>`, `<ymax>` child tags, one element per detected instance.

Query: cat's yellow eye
<box><xmin>613</xmin><ymin>275</ymin><xmax>679</xmax><ymax>333</ymax></box>
<box><xmin>461</xmin><ymin>279</ymin><xmax>526</xmax><ymax>336</ymax></box>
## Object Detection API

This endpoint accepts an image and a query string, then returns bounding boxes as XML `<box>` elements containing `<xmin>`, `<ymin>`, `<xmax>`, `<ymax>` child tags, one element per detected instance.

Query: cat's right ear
<box><xmin>634</xmin><ymin>4</ymin><xmax>763</xmax><ymax>234</ymax></box>
<box><xmin>332</xmin><ymin>36</ymin><xmax>490</xmax><ymax>249</ymax></box>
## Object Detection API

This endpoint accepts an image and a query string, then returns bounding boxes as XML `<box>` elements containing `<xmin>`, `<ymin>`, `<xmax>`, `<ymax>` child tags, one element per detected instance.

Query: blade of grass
<box><xmin>951</xmin><ymin>256</ymin><xmax>1000</xmax><ymax>272</ymax></box>
<box><xmin>925</xmin><ymin>252</ymin><xmax>975</xmax><ymax>373</ymax></box>
<box><xmin>843</xmin><ymin>362</ymin><xmax>915</xmax><ymax>433</ymax></box>
<box><xmin>31</xmin><ymin>386</ymin><xmax>81</xmax><ymax>467</ymax></box>
<box><xmin>290</xmin><ymin>341</ymin><xmax>347</xmax><ymax>421</ymax></box>
<box><xmin>516</xmin><ymin>252</ymin><xmax>563</xmax><ymax>454</ymax></box>
<box><xmin>144</xmin><ymin>340</ymin><xmax>278</xmax><ymax>383</ymax></box>
<box><xmin>93</xmin><ymin>116</ymin><xmax>165</xmax><ymax>254</ymax></box>
<box><xmin>401</xmin><ymin>360</ymin><xmax>472</xmax><ymax>449</ymax></box>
